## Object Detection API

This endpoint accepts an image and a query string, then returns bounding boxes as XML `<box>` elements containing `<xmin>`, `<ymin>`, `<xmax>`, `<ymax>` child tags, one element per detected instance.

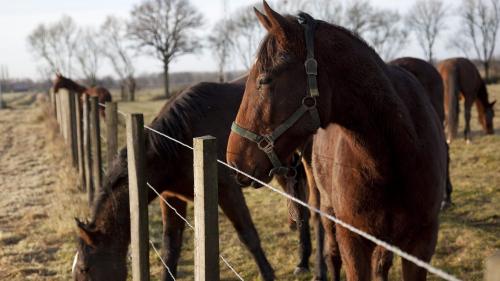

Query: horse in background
<box><xmin>227</xmin><ymin>3</ymin><xmax>446</xmax><ymax>280</ymax></box>
<box><xmin>72</xmin><ymin>77</ymin><xmax>319</xmax><ymax>281</ymax></box>
<box><xmin>390</xmin><ymin>57</ymin><xmax>453</xmax><ymax>206</ymax></box>
<box><xmin>53</xmin><ymin>73</ymin><xmax>112</xmax><ymax>118</ymax></box>
<box><xmin>437</xmin><ymin>57</ymin><xmax>496</xmax><ymax>143</ymax></box>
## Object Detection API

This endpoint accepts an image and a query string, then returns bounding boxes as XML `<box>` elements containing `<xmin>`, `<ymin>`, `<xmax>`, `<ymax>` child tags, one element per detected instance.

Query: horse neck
<box><xmin>62</xmin><ymin>79</ymin><xmax>87</xmax><ymax>95</ymax></box>
<box><xmin>91</xmin><ymin>181</ymin><xmax>131</xmax><ymax>250</ymax></box>
<box><xmin>318</xmin><ymin>55</ymin><xmax>417</xmax><ymax>153</ymax></box>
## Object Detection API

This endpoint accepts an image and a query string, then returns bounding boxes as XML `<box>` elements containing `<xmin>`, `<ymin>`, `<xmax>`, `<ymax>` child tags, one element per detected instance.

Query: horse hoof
<box><xmin>293</xmin><ymin>266</ymin><xmax>309</xmax><ymax>275</ymax></box>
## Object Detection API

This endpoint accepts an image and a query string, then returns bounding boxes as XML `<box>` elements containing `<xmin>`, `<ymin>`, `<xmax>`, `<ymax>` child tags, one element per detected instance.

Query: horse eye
<box><xmin>80</xmin><ymin>266</ymin><xmax>90</xmax><ymax>273</ymax></box>
<box><xmin>258</xmin><ymin>76</ymin><xmax>272</xmax><ymax>85</ymax></box>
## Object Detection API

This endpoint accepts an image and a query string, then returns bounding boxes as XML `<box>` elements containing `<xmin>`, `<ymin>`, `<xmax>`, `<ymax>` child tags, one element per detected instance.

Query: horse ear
<box><xmin>261</xmin><ymin>1</ymin><xmax>289</xmax><ymax>40</ymax></box>
<box><xmin>491</xmin><ymin>100</ymin><xmax>497</xmax><ymax>107</ymax></box>
<box><xmin>55</xmin><ymin>71</ymin><xmax>61</xmax><ymax>78</ymax></box>
<box><xmin>75</xmin><ymin>218</ymin><xmax>97</xmax><ymax>248</ymax></box>
<box><xmin>254</xmin><ymin>7</ymin><xmax>272</xmax><ymax>31</ymax></box>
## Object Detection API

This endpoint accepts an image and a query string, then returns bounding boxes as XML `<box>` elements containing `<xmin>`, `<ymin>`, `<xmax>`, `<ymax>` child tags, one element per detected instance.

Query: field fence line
<box><xmin>149</xmin><ymin>239</ymin><xmax>176</xmax><ymax>280</ymax></box>
<box><xmin>97</xmin><ymin>102</ymin><xmax>461</xmax><ymax>281</ymax></box>
<box><xmin>147</xmin><ymin>182</ymin><xmax>245</xmax><ymax>281</ymax></box>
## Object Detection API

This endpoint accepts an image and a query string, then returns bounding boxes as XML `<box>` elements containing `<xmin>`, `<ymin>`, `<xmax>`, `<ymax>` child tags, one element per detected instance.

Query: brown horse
<box><xmin>390</xmin><ymin>57</ymin><xmax>453</xmax><ymax>206</ymax></box>
<box><xmin>53</xmin><ymin>73</ymin><xmax>112</xmax><ymax>118</ymax></box>
<box><xmin>437</xmin><ymin>57</ymin><xmax>496</xmax><ymax>143</ymax></box>
<box><xmin>72</xmin><ymin>77</ymin><xmax>319</xmax><ymax>281</ymax></box>
<box><xmin>227</xmin><ymin>3</ymin><xmax>446</xmax><ymax>281</ymax></box>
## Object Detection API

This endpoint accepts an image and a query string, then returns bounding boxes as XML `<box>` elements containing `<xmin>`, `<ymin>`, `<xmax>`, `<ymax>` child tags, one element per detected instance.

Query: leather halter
<box><xmin>231</xmin><ymin>13</ymin><xmax>320</xmax><ymax>177</ymax></box>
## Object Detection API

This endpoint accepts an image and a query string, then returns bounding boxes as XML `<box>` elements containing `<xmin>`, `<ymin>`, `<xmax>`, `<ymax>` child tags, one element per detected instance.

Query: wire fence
<box><xmin>93</xmin><ymin>101</ymin><xmax>461</xmax><ymax>281</ymax></box>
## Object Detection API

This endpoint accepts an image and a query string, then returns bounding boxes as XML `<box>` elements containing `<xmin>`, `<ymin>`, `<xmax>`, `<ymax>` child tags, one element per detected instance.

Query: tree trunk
<box><xmin>120</xmin><ymin>83</ymin><xmax>127</xmax><ymax>101</ymax></box>
<box><xmin>128</xmin><ymin>76</ymin><xmax>136</xmax><ymax>102</ymax></box>
<box><xmin>218</xmin><ymin>65</ymin><xmax>225</xmax><ymax>83</ymax></box>
<box><xmin>163</xmin><ymin>62</ymin><xmax>170</xmax><ymax>98</ymax></box>
<box><xmin>484</xmin><ymin>61</ymin><xmax>490</xmax><ymax>82</ymax></box>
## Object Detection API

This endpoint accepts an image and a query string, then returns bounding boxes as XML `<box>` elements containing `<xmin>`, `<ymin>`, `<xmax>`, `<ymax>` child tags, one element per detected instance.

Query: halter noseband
<box><xmin>231</xmin><ymin>13</ymin><xmax>320</xmax><ymax>177</ymax></box>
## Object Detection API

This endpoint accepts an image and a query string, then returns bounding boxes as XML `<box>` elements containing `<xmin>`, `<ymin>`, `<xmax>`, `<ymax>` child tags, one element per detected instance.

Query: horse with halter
<box><xmin>437</xmin><ymin>57</ymin><xmax>496</xmax><ymax>143</ymax></box>
<box><xmin>53</xmin><ymin>73</ymin><xmax>112</xmax><ymax>118</ymax></box>
<box><xmin>227</xmin><ymin>2</ymin><xmax>446</xmax><ymax>280</ymax></box>
<box><xmin>72</xmin><ymin>76</ymin><xmax>324</xmax><ymax>281</ymax></box>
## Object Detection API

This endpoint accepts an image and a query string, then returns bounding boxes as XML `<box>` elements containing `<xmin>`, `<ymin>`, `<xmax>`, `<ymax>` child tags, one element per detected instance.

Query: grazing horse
<box><xmin>72</xmin><ymin>77</ymin><xmax>318</xmax><ymax>281</ymax></box>
<box><xmin>227</xmin><ymin>3</ymin><xmax>446</xmax><ymax>281</ymax></box>
<box><xmin>390</xmin><ymin>57</ymin><xmax>453</xmax><ymax>206</ymax></box>
<box><xmin>53</xmin><ymin>73</ymin><xmax>112</xmax><ymax>118</ymax></box>
<box><xmin>437</xmin><ymin>57</ymin><xmax>496</xmax><ymax>143</ymax></box>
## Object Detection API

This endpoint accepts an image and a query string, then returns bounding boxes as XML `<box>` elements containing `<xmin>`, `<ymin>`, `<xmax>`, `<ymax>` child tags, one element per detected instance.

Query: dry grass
<box><xmin>0</xmin><ymin>101</ymin><xmax>88</xmax><ymax>280</ymax></box>
<box><xmin>1</xmin><ymin>83</ymin><xmax>498</xmax><ymax>280</ymax></box>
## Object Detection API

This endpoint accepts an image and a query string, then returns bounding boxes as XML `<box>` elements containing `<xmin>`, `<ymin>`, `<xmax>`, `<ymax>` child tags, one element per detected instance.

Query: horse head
<box><xmin>227</xmin><ymin>1</ymin><xmax>323</xmax><ymax>185</ymax></box>
<box><xmin>72</xmin><ymin>218</ymin><xmax>128</xmax><ymax>281</ymax></box>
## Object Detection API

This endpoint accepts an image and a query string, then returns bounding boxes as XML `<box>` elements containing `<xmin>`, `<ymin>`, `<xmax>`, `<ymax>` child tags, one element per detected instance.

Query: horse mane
<box><xmin>90</xmin><ymin>82</ymin><xmax>229</xmax><ymax>225</ymax></box>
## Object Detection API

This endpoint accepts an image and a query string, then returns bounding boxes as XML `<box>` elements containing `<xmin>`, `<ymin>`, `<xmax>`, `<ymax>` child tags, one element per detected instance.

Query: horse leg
<box><xmin>336</xmin><ymin>226</ymin><xmax>372</xmax><ymax>281</ymax></box>
<box><xmin>294</xmin><ymin>203</ymin><xmax>313</xmax><ymax>275</ymax></box>
<box><xmin>371</xmin><ymin>246</ymin><xmax>393</xmax><ymax>281</ymax></box>
<box><xmin>303</xmin><ymin>156</ymin><xmax>328</xmax><ymax>281</ymax></box>
<box><xmin>401</xmin><ymin>223</ymin><xmax>439</xmax><ymax>281</ymax></box>
<box><xmin>218</xmin><ymin>184</ymin><xmax>275</xmax><ymax>281</ymax></box>
<box><xmin>442</xmin><ymin>142</ymin><xmax>453</xmax><ymax>209</ymax></box>
<box><xmin>321</xmin><ymin>210</ymin><xmax>342</xmax><ymax>281</ymax></box>
<box><xmin>464</xmin><ymin>98</ymin><xmax>473</xmax><ymax>143</ymax></box>
<box><xmin>160</xmin><ymin>194</ymin><xmax>187</xmax><ymax>281</ymax></box>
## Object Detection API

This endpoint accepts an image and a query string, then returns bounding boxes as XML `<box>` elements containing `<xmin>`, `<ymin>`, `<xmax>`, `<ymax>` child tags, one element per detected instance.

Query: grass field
<box><xmin>2</xmin><ymin>84</ymin><xmax>498</xmax><ymax>280</ymax></box>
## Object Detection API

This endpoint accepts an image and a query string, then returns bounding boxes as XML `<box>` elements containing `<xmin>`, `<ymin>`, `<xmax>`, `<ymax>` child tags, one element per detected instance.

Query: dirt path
<box><xmin>0</xmin><ymin>103</ymin><xmax>86</xmax><ymax>280</ymax></box>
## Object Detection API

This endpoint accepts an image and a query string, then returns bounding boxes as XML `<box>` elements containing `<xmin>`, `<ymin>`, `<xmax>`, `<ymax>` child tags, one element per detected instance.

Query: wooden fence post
<box><xmin>50</xmin><ymin>89</ymin><xmax>56</xmax><ymax>116</ymax></box>
<box><xmin>75</xmin><ymin>94</ymin><xmax>85</xmax><ymax>189</ymax></box>
<box><xmin>193</xmin><ymin>136</ymin><xmax>219</xmax><ymax>281</ymax></box>
<box><xmin>126</xmin><ymin>113</ymin><xmax>149</xmax><ymax>281</ymax></box>
<box><xmin>90</xmin><ymin>97</ymin><xmax>103</xmax><ymax>197</ymax></box>
<box><xmin>485</xmin><ymin>251</ymin><xmax>500</xmax><ymax>281</ymax></box>
<box><xmin>56</xmin><ymin>92</ymin><xmax>62</xmax><ymax>134</ymax></box>
<box><xmin>61</xmin><ymin>90</ymin><xmax>78</xmax><ymax>167</ymax></box>
<box><xmin>105</xmin><ymin>102</ymin><xmax>118</xmax><ymax>169</ymax></box>
<box><xmin>83</xmin><ymin>95</ymin><xmax>93</xmax><ymax>202</ymax></box>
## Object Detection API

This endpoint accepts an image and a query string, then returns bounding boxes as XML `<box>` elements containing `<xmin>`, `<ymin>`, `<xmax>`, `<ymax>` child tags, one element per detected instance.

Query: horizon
<box><xmin>0</xmin><ymin>0</ymin><xmax>470</xmax><ymax>80</ymax></box>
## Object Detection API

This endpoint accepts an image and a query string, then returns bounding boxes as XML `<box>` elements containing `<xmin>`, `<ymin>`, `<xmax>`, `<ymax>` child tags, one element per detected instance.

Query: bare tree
<box><xmin>227</xmin><ymin>4</ymin><xmax>265</xmax><ymax>69</ymax></box>
<box><xmin>368</xmin><ymin>10</ymin><xmax>408</xmax><ymax>60</ymax></box>
<box><xmin>101</xmin><ymin>16</ymin><xmax>136</xmax><ymax>101</ymax></box>
<box><xmin>406</xmin><ymin>0</ymin><xmax>447</xmax><ymax>63</ymax></box>
<box><xmin>27</xmin><ymin>15</ymin><xmax>78</xmax><ymax>76</ymax></box>
<box><xmin>128</xmin><ymin>0</ymin><xmax>203</xmax><ymax>97</ymax></box>
<box><xmin>208</xmin><ymin>20</ymin><xmax>233</xmax><ymax>82</ymax></box>
<box><xmin>458</xmin><ymin>0</ymin><xmax>500</xmax><ymax>79</ymax></box>
<box><xmin>75</xmin><ymin>28</ymin><xmax>102</xmax><ymax>86</ymax></box>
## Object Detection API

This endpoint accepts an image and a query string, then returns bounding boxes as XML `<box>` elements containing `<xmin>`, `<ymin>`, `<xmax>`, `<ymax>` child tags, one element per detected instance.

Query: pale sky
<box><xmin>0</xmin><ymin>0</ymin><xmax>464</xmax><ymax>79</ymax></box>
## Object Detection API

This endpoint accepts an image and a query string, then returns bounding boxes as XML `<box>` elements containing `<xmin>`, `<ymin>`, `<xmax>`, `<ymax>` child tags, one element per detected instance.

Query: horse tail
<box><xmin>444</xmin><ymin>67</ymin><xmax>459</xmax><ymax>143</ymax></box>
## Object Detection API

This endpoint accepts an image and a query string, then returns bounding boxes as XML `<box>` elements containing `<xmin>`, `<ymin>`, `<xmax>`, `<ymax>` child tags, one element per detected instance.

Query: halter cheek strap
<box><xmin>231</xmin><ymin>13</ymin><xmax>320</xmax><ymax>177</ymax></box>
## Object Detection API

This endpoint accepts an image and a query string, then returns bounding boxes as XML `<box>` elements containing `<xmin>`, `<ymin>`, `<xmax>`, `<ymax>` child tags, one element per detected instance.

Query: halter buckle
<box><xmin>305</xmin><ymin>58</ymin><xmax>318</xmax><ymax>75</ymax></box>
<box><xmin>257</xmin><ymin>135</ymin><xmax>274</xmax><ymax>154</ymax></box>
<box><xmin>302</xmin><ymin>96</ymin><xmax>317</xmax><ymax>109</ymax></box>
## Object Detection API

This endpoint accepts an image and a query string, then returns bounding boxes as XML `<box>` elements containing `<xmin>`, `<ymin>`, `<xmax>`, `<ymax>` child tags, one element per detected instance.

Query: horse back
<box><xmin>438</xmin><ymin>57</ymin><xmax>483</xmax><ymax>98</ymax></box>
<box><xmin>389</xmin><ymin>57</ymin><xmax>444</xmax><ymax>123</ymax></box>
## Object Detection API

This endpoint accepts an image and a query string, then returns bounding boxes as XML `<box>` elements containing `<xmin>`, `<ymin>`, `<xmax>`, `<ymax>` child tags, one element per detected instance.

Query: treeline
<box><xmin>25</xmin><ymin>0</ymin><xmax>500</xmax><ymax>100</ymax></box>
